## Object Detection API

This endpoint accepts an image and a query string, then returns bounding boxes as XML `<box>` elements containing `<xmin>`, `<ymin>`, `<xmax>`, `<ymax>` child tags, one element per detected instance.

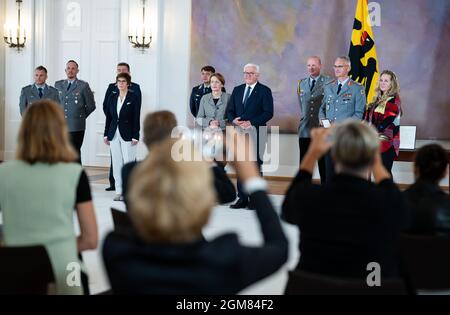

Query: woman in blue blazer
<box><xmin>104</xmin><ymin>72</ymin><xmax>141</xmax><ymax>201</ymax></box>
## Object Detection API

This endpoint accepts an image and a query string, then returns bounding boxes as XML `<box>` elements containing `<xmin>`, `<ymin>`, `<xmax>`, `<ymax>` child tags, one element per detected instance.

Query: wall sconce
<box><xmin>128</xmin><ymin>0</ymin><xmax>152</xmax><ymax>52</ymax></box>
<box><xmin>3</xmin><ymin>0</ymin><xmax>26</xmax><ymax>52</ymax></box>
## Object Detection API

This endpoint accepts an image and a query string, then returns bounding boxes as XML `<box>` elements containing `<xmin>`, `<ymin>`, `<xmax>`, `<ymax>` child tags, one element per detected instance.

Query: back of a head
<box><xmin>16</xmin><ymin>100</ymin><xmax>77</xmax><ymax>164</ymax></box>
<box><xmin>143</xmin><ymin>111</ymin><xmax>178</xmax><ymax>149</ymax></box>
<box><xmin>415</xmin><ymin>144</ymin><xmax>448</xmax><ymax>183</ymax></box>
<box><xmin>128</xmin><ymin>138</ymin><xmax>215</xmax><ymax>243</ymax></box>
<box><xmin>332</xmin><ymin>119</ymin><xmax>379</xmax><ymax>172</ymax></box>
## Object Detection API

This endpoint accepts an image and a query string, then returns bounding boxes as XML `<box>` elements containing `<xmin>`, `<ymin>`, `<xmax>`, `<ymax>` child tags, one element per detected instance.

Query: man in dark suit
<box><xmin>189</xmin><ymin>65</ymin><xmax>215</xmax><ymax>117</ymax></box>
<box><xmin>226</xmin><ymin>63</ymin><xmax>274</xmax><ymax>209</ymax></box>
<box><xmin>103</xmin><ymin>62</ymin><xmax>142</xmax><ymax>191</ymax></box>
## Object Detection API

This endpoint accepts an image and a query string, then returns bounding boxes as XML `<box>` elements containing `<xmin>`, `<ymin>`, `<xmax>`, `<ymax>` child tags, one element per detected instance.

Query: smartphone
<box><xmin>321</xmin><ymin>119</ymin><xmax>331</xmax><ymax>129</ymax></box>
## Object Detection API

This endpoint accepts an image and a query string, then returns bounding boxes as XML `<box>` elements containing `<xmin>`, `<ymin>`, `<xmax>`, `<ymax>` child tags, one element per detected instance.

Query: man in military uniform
<box><xmin>55</xmin><ymin>60</ymin><xmax>96</xmax><ymax>164</ymax></box>
<box><xmin>103</xmin><ymin>62</ymin><xmax>142</xmax><ymax>191</ymax></box>
<box><xmin>319</xmin><ymin>56</ymin><xmax>366</xmax><ymax>181</ymax></box>
<box><xmin>189</xmin><ymin>65</ymin><xmax>215</xmax><ymax>117</ymax></box>
<box><xmin>19</xmin><ymin>66</ymin><xmax>60</xmax><ymax>116</ymax></box>
<box><xmin>298</xmin><ymin>56</ymin><xmax>331</xmax><ymax>184</ymax></box>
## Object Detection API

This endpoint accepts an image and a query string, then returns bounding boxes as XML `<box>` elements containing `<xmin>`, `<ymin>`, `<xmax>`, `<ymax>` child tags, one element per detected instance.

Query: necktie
<box><xmin>243</xmin><ymin>86</ymin><xmax>252</xmax><ymax>107</ymax></box>
<box><xmin>310</xmin><ymin>79</ymin><xmax>316</xmax><ymax>92</ymax></box>
<box><xmin>38</xmin><ymin>88</ymin><xmax>43</xmax><ymax>98</ymax></box>
<box><xmin>337</xmin><ymin>83</ymin><xmax>342</xmax><ymax>95</ymax></box>
<box><xmin>67</xmin><ymin>82</ymin><xmax>72</xmax><ymax>91</ymax></box>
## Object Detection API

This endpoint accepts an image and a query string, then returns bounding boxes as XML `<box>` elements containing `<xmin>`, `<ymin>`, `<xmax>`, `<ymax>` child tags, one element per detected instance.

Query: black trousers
<box><xmin>299</xmin><ymin>138</ymin><xmax>327</xmax><ymax>184</ymax></box>
<box><xmin>108</xmin><ymin>156</ymin><xmax>115</xmax><ymax>187</ymax></box>
<box><xmin>382</xmin><ymin>146</ymin><xmax>397</xmax><ymax>175</ymax></box>
<box><xmin>237</xmin><ymin>162</ymin><xmax>262</xmax><ymax>200</ymax></box>
<box><xmin>69</xmin><ymin>131</ymin><xmax>85</xmax><ymax>165</ymax></box>
<box><xmin>324</xmin><ymin>151</ymin><xmax>335</xmax><ymax>184</ymax></box>
<box><xmin>236</xmin><ymin>129</ymin><xmax>265</xmax><ymax>201</ymax></box>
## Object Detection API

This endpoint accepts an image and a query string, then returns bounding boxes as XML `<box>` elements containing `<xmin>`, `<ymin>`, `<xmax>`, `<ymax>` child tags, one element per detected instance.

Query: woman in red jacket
<box><xmin>364</xmin><ymin>70</ymin><xmax>402</xmax><ymax>174</ymax></box>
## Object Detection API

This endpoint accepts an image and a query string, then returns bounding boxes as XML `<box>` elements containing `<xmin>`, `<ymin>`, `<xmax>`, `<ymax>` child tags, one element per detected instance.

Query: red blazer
<box><xmin>364</xmin><ymin>95</ymin><xmax>401</xmax><ymax>155</ymax></box>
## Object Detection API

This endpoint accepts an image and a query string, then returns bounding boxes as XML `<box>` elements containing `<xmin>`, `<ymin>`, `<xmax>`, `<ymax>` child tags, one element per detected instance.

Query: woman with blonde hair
<box><xmin>103</xmin><ymin>132</ymin><xmax>288</xmax><ymax>294</ymax></box>
<box><xmin>0</xmin><ymin>100</ymin><xmax>98</xmax><ymax>294</ymax></box>
<box><xmin>364</xmin><ymin>70</ymin><xmax>402</xmax><ymax>173</ymax></box>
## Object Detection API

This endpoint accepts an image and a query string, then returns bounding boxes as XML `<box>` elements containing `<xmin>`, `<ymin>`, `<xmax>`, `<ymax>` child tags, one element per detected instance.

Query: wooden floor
<box><xmin>85</xmin><ymin>167</ymin><xmax>291</xmax><ymax>195</ymax></box>
<box><xmin>85</xmin><ymin>167</ymin><xmax>449</xmax><ymax>195</ymax></box>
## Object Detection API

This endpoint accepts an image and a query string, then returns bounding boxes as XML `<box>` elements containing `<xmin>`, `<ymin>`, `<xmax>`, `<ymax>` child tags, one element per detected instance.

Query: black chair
<box><xmin>111</xmin><ymin>208</ymin><xmax>133</xmax><ymax>232</ymax></box>
<box><xmin>0</xmin><ymin>245</ymin><xmax>55</xmax><ymax>294</ymax></box>
<box><xmin>400</xmin><ymin>234</ymin><xmax>450</xmax><ymax>293</ymax></box>
<box><xmin>284</xmin><ymin>270</ymin><xmax>406</xmax><ymax>295</ymax></box>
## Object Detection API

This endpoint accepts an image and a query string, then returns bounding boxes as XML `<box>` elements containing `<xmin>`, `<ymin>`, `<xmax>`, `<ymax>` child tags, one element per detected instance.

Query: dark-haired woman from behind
<box><xmin>403</xmin><ymin>144</ymin><xmax>450</xmax><ymax>236</ymax></box>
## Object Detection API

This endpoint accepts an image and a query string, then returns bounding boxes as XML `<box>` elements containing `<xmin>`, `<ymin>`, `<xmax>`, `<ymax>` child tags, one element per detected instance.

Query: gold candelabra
<box><xmin>128</xmin><ymin>0</ymin><xmax>152</xmax><ymax>52</ymax></box>
<box><xmin>3</xmin><ymin>0</ymin><xmax>26</xmax><ymax>52</ymax></box>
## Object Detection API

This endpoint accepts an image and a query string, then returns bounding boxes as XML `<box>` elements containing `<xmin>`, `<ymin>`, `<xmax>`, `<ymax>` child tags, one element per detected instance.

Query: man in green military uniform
<box><xmin>19</xmin><ymin>66</ymin><xmax>60</xmax><ymax>116</ymax></box>
<box><xmin>297</xmin><ymin>56</ymin><xmax>332</xmax><ymax>184</ymax></box>
<box><xmin>319</xmin><ymin>56</ymin><xmax>366</xmax><ymax>181</ymax></box>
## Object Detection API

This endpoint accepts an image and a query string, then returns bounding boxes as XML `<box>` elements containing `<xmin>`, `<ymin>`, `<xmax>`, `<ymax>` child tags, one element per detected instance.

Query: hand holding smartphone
<box><xmin>321</xmin><ymin>119</ymin><xmax>331</xmax><ymax>129</ymax></box>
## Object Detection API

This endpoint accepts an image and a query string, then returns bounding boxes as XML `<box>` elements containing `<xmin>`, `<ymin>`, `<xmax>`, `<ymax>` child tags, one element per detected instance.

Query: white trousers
<box><xmin>110</xmin><ymin>130</ymin><xmax>136</xmax><ymax>195</ymax></box>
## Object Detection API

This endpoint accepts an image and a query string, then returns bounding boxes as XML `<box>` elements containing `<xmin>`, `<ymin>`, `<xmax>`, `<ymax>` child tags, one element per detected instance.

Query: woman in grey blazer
<box><xmin>196</xmin><ymin>73</ymin><xmax>230</xmax><ymax>130</ymax></box>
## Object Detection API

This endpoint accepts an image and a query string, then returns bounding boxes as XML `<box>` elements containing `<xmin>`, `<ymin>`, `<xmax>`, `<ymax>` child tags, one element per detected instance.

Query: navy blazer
<box><xmin>226</xmin><ymin>82</ymin><xmax>274</xmax><ymax>127</ymax></box>
<box><xmin>103</xmin><ymin>82</ymin><xmax>141</xmax><ymax>115</ymax></box>
<box><xmin>104</xmin><ymin>91</ymin><xmax>141</xmax><ymax>141</ymax></box>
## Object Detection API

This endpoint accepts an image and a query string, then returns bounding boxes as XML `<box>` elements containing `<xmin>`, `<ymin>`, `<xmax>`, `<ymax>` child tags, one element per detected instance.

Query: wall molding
<box><xmin>0</xmin><ymin>0</ymin><xmax>6</xmax><ymax>160</ymax></box>
<box><xmin>33</xmin><ymin>0</ymin><xmax>58</xmax><ymax>87</ymax></box>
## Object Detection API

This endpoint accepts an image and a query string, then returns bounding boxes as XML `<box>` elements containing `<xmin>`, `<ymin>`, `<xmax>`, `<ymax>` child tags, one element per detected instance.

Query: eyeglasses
<box><xmin>243</xmin><ymin>72</ymin><xmax>257</xmax><ymax>76</ymax></box>
<box><xmin>117</xmin><ymin>80</ymin><xmax>128</xmax><ymax>83</ymax></box>
<box><xmin>333</xmin><ymin>65</ymin><xmax>348</xmax><ymax>69</ymax></box>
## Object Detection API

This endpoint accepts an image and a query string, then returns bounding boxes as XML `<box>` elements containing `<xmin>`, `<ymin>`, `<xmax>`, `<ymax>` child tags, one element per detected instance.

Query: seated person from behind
<box><xmin>122</xmin><ymin>110</ymin><xmax>235</xmax><ymax>207</ymax></box>
<box><xmin>282</xmin><ymin>119</ymin><xmax>408</xmax><ymax>279</ymax></box>
<box><xmin>102</xmin><ymin>132</ymin><xmax>288</xmax><ymax>294</ymax></box>
<box><xmin>403</xmin><ymin>144</ymin><xmax>450</xmax><ymax>236</ymax></box>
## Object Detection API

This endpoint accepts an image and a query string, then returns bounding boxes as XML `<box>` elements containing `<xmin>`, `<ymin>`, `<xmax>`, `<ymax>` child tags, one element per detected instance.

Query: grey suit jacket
<box><xmin>55</xmin><ymin>79</ymin><xmax>96</xmax><ymax>132</ymax></box>
<box><xmin>196</xmin><ymin>92</ymin><xmax>230</xmax><ymax>129</ymax></box>
<box><xmin>319</xmin><ymin>78</ymin><xmax>366</xmax><ymax>123</ymax></box>
<box><xmin>298</xmin><ymin>75</ymin><xmax>332</xmax><ymax>138</ymax></box>
<box><xmin>19</xmin><ymin>84</ymin><xmax>60</xmax><ymax>116</ymax></box>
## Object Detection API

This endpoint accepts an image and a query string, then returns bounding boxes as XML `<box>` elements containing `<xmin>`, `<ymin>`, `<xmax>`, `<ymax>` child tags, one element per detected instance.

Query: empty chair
<box><xmin>0</xmin><ymin>245</ymin><xmax>55</xmax><ymax>295</ymax></box>
<box><xmin>400</xmin><ymin>234</ymin><xmax>450</xmax><ymax>293</ymax></box>
<box><xmin>285</xmin><ymin>270</ymin><xmax>406</xmax><ymax>295</ymax></box>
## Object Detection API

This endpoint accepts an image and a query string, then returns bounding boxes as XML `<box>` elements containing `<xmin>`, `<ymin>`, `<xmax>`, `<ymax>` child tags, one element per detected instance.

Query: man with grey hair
<box><xmin>297</xmin><ymin>56</ymin><xmax>332</xmax><ymax>184</ymax></box>
<box><xmin>282</xmin><ymin>121</ymin><xmax>406</xmax><ymax>279</ymax></box>
<box><xmin>318</xmin><ymin>56</ymin><xmax>366</xmax><ymax>181</ymax></box>
<box><xmin>226</xmin><ymin>63</ymin><xmax>274</xmax><ymax>209</ymax></box>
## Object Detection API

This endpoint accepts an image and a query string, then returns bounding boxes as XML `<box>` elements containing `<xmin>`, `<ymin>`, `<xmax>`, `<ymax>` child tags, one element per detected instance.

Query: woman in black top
<box><xmin>282</xmin><ymin>120</ymin><xmax>408</xmax><ymax>279</ymax></box>
<box><xmin>102</xmin><ymin>131</ymin><xmax>288</xmax><ymax>294</ymax></box>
